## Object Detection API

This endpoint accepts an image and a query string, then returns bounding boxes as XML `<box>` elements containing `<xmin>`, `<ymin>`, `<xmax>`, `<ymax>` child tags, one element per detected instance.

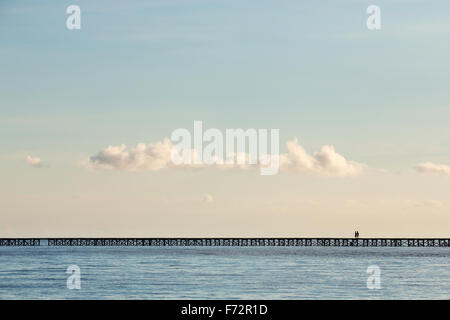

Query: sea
<box><xmin>0</xmin><ymin>246</ymin><xmax>448</xmax><ymax>299</ymax></box>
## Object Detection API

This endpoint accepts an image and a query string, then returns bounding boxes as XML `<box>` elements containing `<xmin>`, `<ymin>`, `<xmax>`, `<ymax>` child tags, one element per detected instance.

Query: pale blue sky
<box><xmin>1</xmin><ymin>1</ymin><xmax>449</xmax><ymax>236</ymax></box>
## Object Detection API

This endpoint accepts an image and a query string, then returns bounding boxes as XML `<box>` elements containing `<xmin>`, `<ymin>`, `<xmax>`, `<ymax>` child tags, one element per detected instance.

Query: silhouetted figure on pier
<box><xmin>355</xmin><ymin>231</ymin><xmax>360</xmax><ymax>238</ymax></box>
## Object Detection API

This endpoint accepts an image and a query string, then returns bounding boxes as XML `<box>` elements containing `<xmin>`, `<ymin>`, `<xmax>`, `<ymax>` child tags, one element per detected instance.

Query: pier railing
<box><xmin>1</xmin><ymin>238</ymin><xmax>449</xmax><ymax>247</ymax></box>
<box><xmin>0</xmin><ymin>238</ymin><xmax>41</xmax><ymax>246</ymax></box>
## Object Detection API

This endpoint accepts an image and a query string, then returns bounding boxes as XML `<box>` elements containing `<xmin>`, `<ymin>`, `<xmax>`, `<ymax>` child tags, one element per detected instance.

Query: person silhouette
<box><xmin>356</xmin><ymin>231</ymin><xmax>360</xmax><ymax>238</ymax></box>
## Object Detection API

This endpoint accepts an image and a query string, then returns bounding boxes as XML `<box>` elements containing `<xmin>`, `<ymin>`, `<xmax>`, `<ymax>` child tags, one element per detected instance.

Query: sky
<box><xmin>1</xmin><ymin>0</ymin><xmax>449</xmax><ymax>237</ymax></box>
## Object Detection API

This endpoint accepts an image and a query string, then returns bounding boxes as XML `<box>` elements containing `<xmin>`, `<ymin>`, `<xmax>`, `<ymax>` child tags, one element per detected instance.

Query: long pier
<box><xmin>1</xmin><ymin>238</ymin><xmax>449</xmax><ymax>247</ymax></box>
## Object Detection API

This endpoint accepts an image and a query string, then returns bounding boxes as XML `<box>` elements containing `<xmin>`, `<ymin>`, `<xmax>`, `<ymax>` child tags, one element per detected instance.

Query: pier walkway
<box><xmin>1</xmin><ymin>238</ymin><xmax>449</xmax><ymax>247</ymax></box>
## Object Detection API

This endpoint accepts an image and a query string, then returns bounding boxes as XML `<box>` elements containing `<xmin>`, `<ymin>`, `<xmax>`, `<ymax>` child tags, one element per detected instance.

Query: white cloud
<box><xmin>26</xmin><ymin>155</ymin><xmax>43</xmax><ymax>168</ymax></box>
<box><xmin>203</xmin><ymin>194</ymin><xmax>214</xmax><ymax>204</ymax></box>
<box><xmin>279</xmin><ymin>138</ymin><xmax>365</xmax><ymax>176</ymax></box>
<box><xmin>82</xmin><ymin>137</ymin><xmax>365</xmax><ymax>177</ymax></box>
<box><xmin>81</xmin><ymin>139</ymin><xmax>173</xmax><ymax>171</ymax></box>
<box><xmin>415</xmin><ymin>162</ymin><xmax>450</xmax><ymax>176</ymax></box>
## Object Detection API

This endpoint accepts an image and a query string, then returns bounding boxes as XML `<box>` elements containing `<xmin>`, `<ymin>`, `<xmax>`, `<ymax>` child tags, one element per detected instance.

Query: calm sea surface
<box><xmin>0</xmin><ymin>246</ymin><xmax>448</xmax><ymax>299</ymax></box>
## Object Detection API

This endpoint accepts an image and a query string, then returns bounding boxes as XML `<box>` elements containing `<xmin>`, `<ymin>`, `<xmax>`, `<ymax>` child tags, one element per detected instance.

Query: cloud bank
<box><xmin>415</xmin><ymin>162</ymin><xmax>450</xmax><ymax>176</ymax></box>
<box><xmin>82</xmin><ymin>138</ymin><xmax>365</xmax><ymax>177</ymax></box>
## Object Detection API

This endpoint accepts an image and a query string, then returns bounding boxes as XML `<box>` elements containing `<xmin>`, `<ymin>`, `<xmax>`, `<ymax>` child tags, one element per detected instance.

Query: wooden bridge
<box><xmin>1</xmin><ymin>238</ymin><xmax>449</xmax><ymax>247</ymax></box>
